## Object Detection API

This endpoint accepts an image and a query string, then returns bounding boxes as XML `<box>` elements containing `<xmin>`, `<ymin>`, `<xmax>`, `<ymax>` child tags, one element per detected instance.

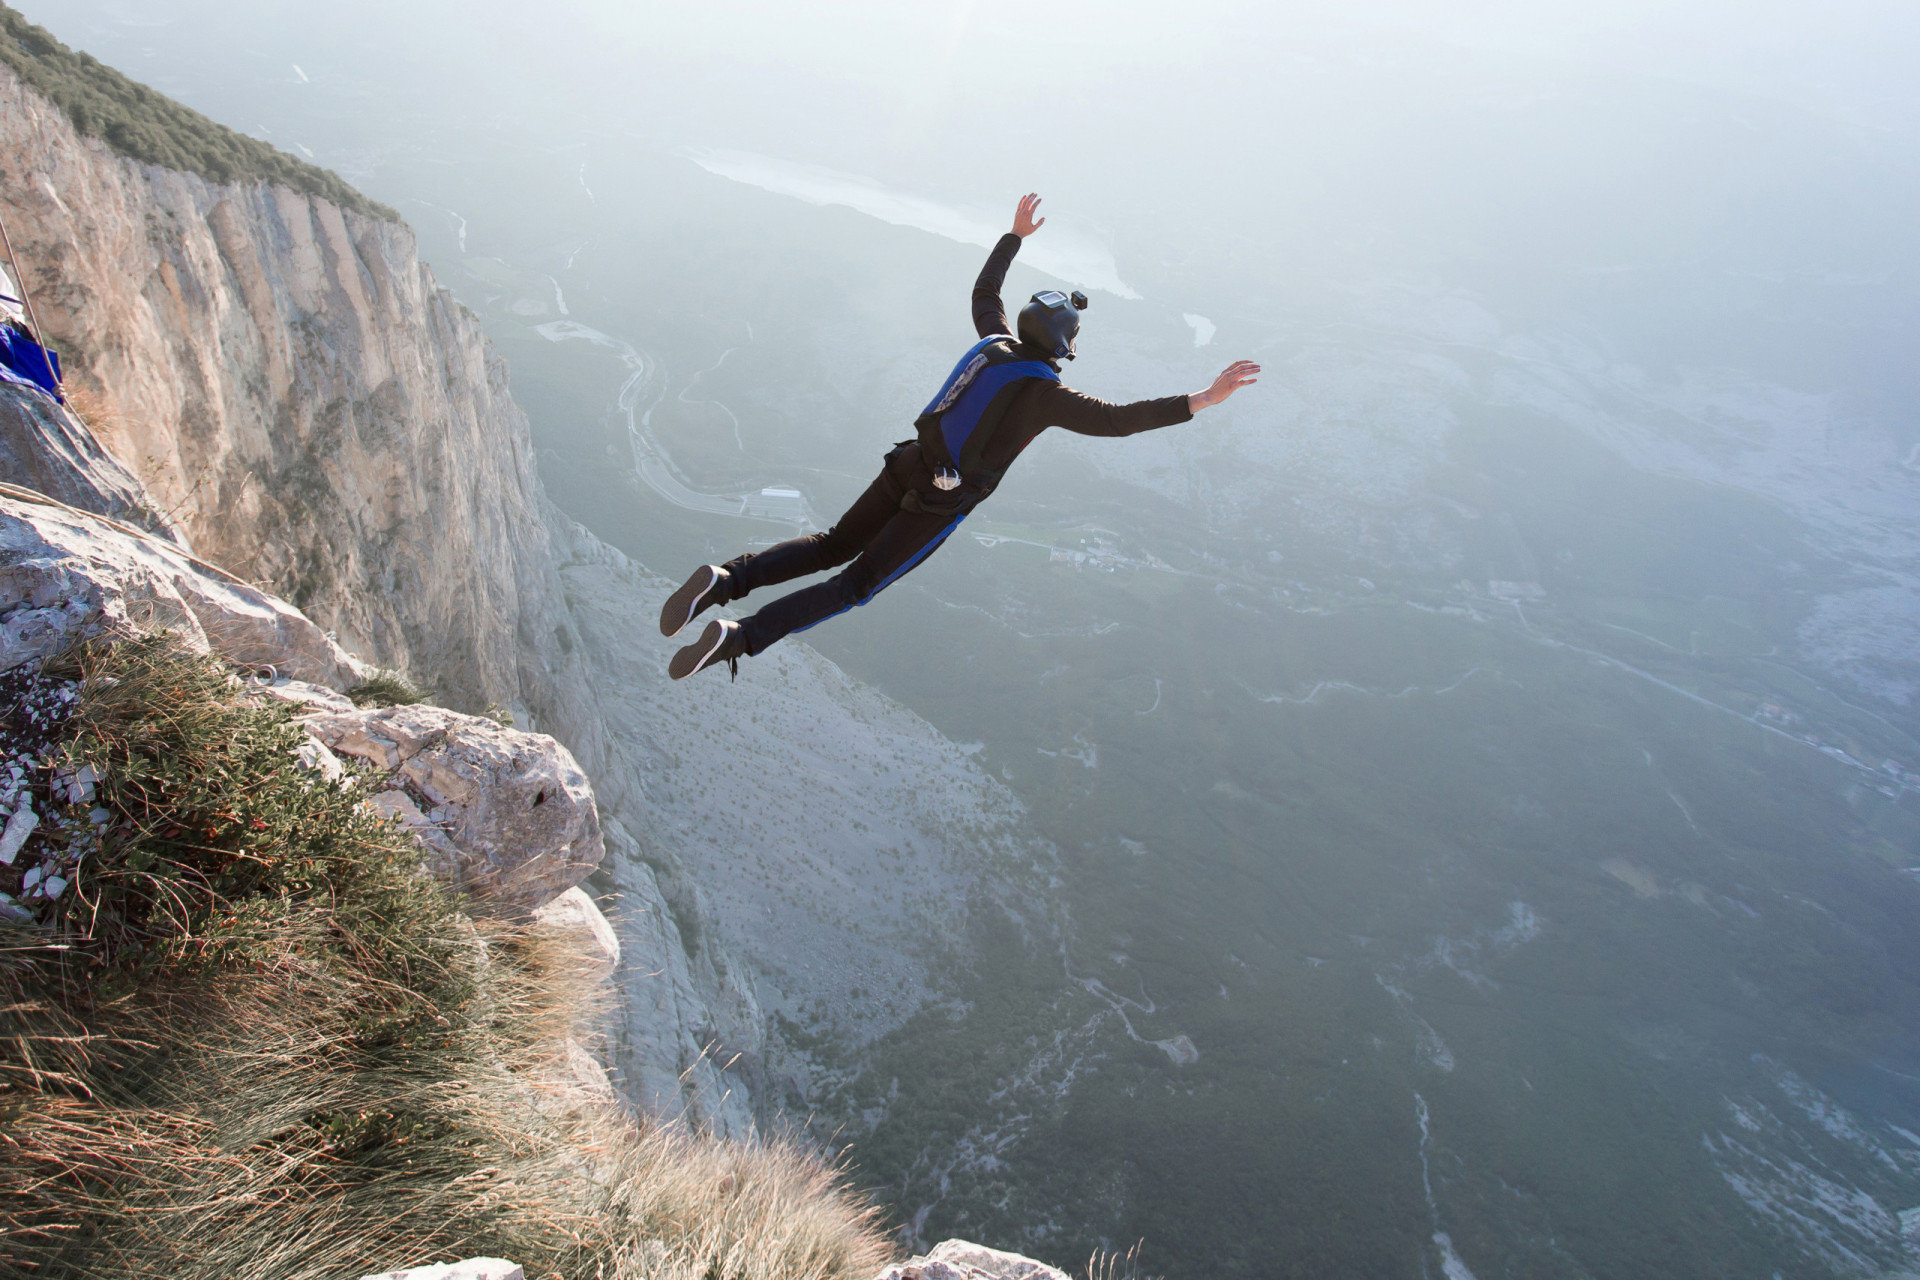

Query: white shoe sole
<box><xmin>660</xmin><ymin>566</ymin><xmax>725</xmax><ymax>637</ymax></box>
<box><xmin>669</xmin><ymin>620</ymin><xmax>739</xmax><ymax>680</ymax></box>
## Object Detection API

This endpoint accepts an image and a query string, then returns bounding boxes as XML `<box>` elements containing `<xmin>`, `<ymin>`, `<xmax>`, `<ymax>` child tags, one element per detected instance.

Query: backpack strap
<box><xmin>913</xmin><ymin>337</ymin><xmax>1058</xmax><ymax>492</ymax></box>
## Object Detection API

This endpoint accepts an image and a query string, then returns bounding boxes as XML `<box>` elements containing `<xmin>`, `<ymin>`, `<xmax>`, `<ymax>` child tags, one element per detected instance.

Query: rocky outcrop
<box><xmin>0</xmin><ymin>490</ymin><xmax>363</xmax><ymax>687</ymax></box>
<box><xmin>876</xmin><ymin>1241</ymin><xmax>1070</xmax><ymax>1280</ymax></box>
<box><xmin>0</xmin><ymin>488</ymin><xmax>605</xmax><ymax>919</ymax></box>
<box><xmin>304</xmin><ymin>704</ymin><xmax>603</xmax><ymax>915</ymax></box>
<box><xmin>531</xmin><ymin>885</ymin><xmax>623</xmax><ymax>1090</ymax></box>
<box><xmin>0</xmin><ymin>59</ymin><xmax>591</xmax><ymax>730</ymax></box>
<box><xmin>599</xmin><ymin>815</ymin><xmax>760</xmax><ymax>1138</ymax></box>
<box><xmin>532</xmin><ymin>887</ymin><xmax>621</xmax><ymax>987</ymax></box>
<box><xmin>0</xmin><ymin>383</ymin><xmax>173</xmax><ymax>538</ymax></box>
<box><xmin>0</xmin><ymin>62</ymin><xmax>768</xmax><ymax>1126</ymax></box>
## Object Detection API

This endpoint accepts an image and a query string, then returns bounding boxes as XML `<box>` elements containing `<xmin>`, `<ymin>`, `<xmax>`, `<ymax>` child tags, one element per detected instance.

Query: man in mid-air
<box><xmin>662</xmin><ymin>192</ymin><xmax>1261</xmax><ymax>680</ymax></box>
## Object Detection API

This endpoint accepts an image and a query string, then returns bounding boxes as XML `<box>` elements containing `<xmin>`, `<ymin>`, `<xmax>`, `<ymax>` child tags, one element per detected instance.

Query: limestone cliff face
<box><xmin>0</xmin><ymin>60</ymin><xmax>583</xmax><ymax>729</ymax></box>
<box><xmin>0</xmin><ymin>59</ymin><xmax>718</xmax><ymax>1112</ymax></box>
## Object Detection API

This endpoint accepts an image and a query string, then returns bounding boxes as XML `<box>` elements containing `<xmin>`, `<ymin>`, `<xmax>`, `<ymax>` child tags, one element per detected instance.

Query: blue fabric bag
<box><xmin>0</xmin><ymin>322</ymin><xmax>63</xmax><ymax>402</ymax></box>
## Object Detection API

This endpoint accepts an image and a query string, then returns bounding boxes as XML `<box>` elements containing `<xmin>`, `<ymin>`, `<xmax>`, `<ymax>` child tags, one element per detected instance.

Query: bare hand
<box><xmin>1012</xmin><ymin>192</ymin><xmax>1046</xmax><ymax>238</ymax></box>
<box><xmin>1189</xmin><ymin>360</ymin><xmax>1261</xmax><ymax>412</ymax></box>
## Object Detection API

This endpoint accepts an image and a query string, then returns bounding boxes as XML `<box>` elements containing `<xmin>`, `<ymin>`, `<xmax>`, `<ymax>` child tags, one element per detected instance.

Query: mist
<box><xmin>17</xmin><ymin>0</ymin><xmax>1920</xmax><ymax>1274</ymax></box>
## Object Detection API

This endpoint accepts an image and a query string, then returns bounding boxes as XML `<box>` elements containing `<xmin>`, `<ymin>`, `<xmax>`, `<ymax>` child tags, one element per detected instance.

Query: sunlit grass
<box><xmin>0</xmin><ymin>633</ymin><xmax>891</xmax><ymax>1280</ymax></box>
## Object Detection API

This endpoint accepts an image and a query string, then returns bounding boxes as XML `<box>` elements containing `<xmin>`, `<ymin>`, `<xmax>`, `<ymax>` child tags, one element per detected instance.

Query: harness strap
<box><xmin>912</xmin><ymin>337</ymin><xmax>1058</xmax><ymax>508</ymax></box>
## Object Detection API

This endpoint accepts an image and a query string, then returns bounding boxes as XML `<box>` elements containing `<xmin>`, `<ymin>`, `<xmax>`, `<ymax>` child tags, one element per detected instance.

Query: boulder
<box><xmin>304</xmin><ymin>704</ymin><xmax>602</xmax><ymax>913</ymax></box>
<box><xmin>532</xmin><ymin>886</ymin><xmax>621</xmax><ymax>985</ymax></box>
<box><xmin>875</xmin><ymin>1241</ymin><xmax>1070</xmax><ymax>1280</ymax></box>
<box><xmin>0</xmin><ymin>493</ymin><xmax>364</xmax><ymax>688</ymax></box>
<box><xmin>532</xmin><ymin>886</ymin><xmax>623</xmax><ymax>1063</ymax></box>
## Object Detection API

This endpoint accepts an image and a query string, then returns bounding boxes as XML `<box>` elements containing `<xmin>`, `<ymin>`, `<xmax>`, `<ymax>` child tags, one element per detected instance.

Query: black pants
<box><xmin>725</xmin><ymin>444</ymin><xmax>967</xmax><ymax>655</ymax></box>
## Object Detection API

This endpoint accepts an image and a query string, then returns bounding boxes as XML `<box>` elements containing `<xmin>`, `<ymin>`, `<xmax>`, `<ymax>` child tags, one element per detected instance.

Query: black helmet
<box><xmin>1017</xmin><ymin>289</ymin><xmax>1089</xmax><ymax>361</ymax></box>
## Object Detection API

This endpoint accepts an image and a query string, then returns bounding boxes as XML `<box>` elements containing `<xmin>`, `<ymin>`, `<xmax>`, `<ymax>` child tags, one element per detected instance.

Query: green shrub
<box><xmin>0</xmin><ymin>5</ymin><xmax>399</xmax><ymax>222</ymax></box>
<box><xmin>0</xmin><ymin>634</ymin><xmax>891</xmax><ymax>1280</ymax></box>
<box><xmin>26</xmin><ymin>634</ymin><xmax>456</xmax><ymax>996</ymax></box>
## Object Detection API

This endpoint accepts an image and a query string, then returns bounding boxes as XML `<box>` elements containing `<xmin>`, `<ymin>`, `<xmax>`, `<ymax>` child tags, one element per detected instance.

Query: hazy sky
<box><xmin>24</xmin><ymin>0</ymin><xmax>1918</xmax><ymax>393</ymax></box>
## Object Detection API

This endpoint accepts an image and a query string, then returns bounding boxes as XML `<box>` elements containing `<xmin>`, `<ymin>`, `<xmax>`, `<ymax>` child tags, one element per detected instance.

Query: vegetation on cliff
<box><xmin>348</xmin><ymin>666</ymin><xmax>435</xmax><ymax>710</ymax></box>
<box><xmin>0</xmin><ymin>633</ymin><xmax>889</xmax><ymax>1280</ymax></box>
<box><xmin>0</xmin><ymin>5</ymin><xmax>398</xmax><ymax>223</ymax></box>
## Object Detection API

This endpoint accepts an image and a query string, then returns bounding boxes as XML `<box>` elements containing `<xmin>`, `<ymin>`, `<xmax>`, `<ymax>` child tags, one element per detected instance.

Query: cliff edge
<box><xmin>0</xmin><ymin>17</ymin><xmax>1061</xmax><ymax>1148</ymax></box>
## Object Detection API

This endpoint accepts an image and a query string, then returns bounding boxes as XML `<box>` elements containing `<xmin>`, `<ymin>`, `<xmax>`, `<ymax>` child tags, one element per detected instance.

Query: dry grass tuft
<box><xmin>1082</xmin><ymin>1243</ymin><xmax>1162</xmax><ymax>1280</ymax></box>
<box><xmin>54</xmin><ymin>384</ymin><xmax>115</xmax><ymax>435</ymax></box>
<box><xmin>0</xmin><ymin>633</ymin><xmax>891</xmax><ymax>1280</ymax></box>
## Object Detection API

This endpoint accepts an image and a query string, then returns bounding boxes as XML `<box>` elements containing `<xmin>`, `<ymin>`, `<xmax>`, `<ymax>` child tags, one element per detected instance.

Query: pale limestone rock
<box><xmin>359</xmin><ymin>1261</ymin><xmax>524</xmax><ymax>1280</ymax></box>
<box><xmin>0</xmin><ymin>61</ymin><xmax>738</xmax><ymax>1136</ymax></box>
<box><xmin>0</xmin><ymin>62</ymin><xmax>766</xmax><ymax>1135</ymax></box>
<box><xmin>306</xmin><ymin>705</ymin><xmax>602</xmax><ymax>913</ymax></box>
<box><xmin>53</xmin><ymin>763</ymin><xmax>98</xmax><ymax>804</ymax></box>
<box><xmin>0</xmin><ymin>800</ymin><xmax>38</xmax><ymax>865</ymax></box>
<box><xmin>0</xmin><ymin>383</ymin><xmax>174</xmax><ymax>541</ymax></box>
<box><xmin>0</xmin><ymin>63</ymin><xmax>600</xmax><ymax>737</ymax></box>
<box><xmin>559</xmin><ymin>1037</ymin><xmax>620</xmax><ymax>1103</ymax></box>
<box><xmin>551</xmin><ymin>518</ymin><xmax>1062</xmax><ymax>1054</ymax></box>
<box><xmin>293</xmin><ymin>736</ymin><xmax>345</xmax><ymax>783</ymax></box>
<box><xmin>0</xmin><ymin>494</ymin><xmax>363</xmax><ymax>688</ymax></box>
<box><xmin>875</xmin><ymin>1240</ymin><xmax>1070</xmax><ymax>1280</ymax></box>
<box><xmin>601</xmin><ymin>817</ymin><xmax>756</xmax><ymax>1140</ymax></box>
<box><xmin>368</xmin><ymin>789</ymin><xmax>452</xmax><ymax>854</ymax></box>
<box><xmin>532</xmin><ymin>886</ymin><xmax>620</xmax><ymax>986</ymax></box>
<box><xmin>531</xmin><ymin>887</ymin><xmax>623</xmax><ymax>1068</ymax></box>
<box><xmin>0</xmin><ymin>57</ymin><xmax>1078</xmax><ymax>1144</ymax></box>
<box><xmin>251</xmin><ymin>678</ymin><xmax>356</xmax><ymax>715</ymax></box>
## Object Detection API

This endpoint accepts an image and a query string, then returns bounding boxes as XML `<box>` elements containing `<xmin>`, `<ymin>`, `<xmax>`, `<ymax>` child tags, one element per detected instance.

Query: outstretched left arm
<box><xmin>1188</xmin><ymin>361</ymin><xmax>1261</xmax><ymax>413</ymax></box>
<box><xmin>972</xmin><ymin>241</ymin><xmax>1019</xmax><ymax>338</ymax></box>
<box><xmin>972</xmin><ymin>193</ymin><xmax>1047</xmax><ymax>338</ymax></box>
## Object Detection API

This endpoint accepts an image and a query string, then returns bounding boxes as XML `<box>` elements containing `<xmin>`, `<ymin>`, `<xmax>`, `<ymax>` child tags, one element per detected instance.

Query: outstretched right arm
<box><xmin>1188</xmin><ymin>361</ymin><xmax>1261</xmax><ymax>414</ymax></box>
<box><xmin>972</xmin><ymin>193</ymin><xmax>1046</xmax><ymax>339</ymax></box>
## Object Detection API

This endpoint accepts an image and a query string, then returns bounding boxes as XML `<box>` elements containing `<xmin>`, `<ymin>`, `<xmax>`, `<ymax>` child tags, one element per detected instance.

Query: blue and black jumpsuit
<box><xmin>722</xmin><ymin>233</ymin><xmax>1195</xmax><ymax>655</ymax></box>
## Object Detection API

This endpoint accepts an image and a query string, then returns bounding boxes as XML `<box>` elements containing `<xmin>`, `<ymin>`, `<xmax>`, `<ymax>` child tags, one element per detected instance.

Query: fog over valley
<box><xmin>16</xmin><ymin>1</ymin><xmax>1920</xmax><ymax>1275</ymax></box>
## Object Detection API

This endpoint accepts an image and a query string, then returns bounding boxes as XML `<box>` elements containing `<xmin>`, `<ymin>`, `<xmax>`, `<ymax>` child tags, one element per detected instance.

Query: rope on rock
<box><xmin>0</xmin><ymin>202</ymin><xmax>64</xmax><ymax>399</ymax></box>
<box><xmin>0</xmin><ymin>481</ymin><xmax>258</xmax><ymax>593</ymax></box>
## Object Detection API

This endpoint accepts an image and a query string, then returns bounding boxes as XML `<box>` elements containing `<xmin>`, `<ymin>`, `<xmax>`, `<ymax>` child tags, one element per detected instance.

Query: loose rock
<box><xmin>305</xmin><ymin>705</ymin><xmax>602</xmax><ymax>914</ymax></box>
<box><xmin>532</xmin><ymin>886</ymin><xmax>621</xmax><ymax>985</ymax></box>
<box><xmin>0</xmin><ymin>799</ymin><xmax>37</xmax><ymax>865</ymax></box>
<box><xmin>359</xmin><ymin>1260</ymin><xmax>524</xmax><ymax>1280</ymax></box>
<box><xmin>875</xmin><ymin>1241</ymin><xmax>1071</xmax><ymax>1280</ymax></box>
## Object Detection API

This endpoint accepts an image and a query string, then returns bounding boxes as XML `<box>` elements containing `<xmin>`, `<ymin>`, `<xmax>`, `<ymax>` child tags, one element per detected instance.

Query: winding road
<box><xmin>536</xmin><ymin>320</ymin><xmax>813</xmax><ymax>526</ymax></box>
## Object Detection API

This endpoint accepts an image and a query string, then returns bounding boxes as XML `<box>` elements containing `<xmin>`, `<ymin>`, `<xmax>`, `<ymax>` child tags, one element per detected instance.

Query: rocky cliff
<box><xmin>0</xmin><ymin>59</ymin><xmax>581</xmax><ymax>726</ymax></box>
<box><xmin>0</xmin><ymin>58</ymin><xmax>1058</xmax><ymax>1138</ymax></box>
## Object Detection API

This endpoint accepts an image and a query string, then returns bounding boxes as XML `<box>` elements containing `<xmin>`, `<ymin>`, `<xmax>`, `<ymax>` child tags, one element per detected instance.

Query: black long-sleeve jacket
<box><xmin>964</xmin><ymin>233</ymin><xmax>1192</xmax><ymax>475</ymax></box>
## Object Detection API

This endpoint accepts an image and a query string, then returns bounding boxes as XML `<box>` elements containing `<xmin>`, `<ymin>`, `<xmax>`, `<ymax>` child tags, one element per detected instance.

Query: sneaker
<box><xmin>660</xmin><ymin>565</ymin><xmax>733</xmax><ymax>637</ymax></box>
<box><xmin>669</xmin><ymin>619</ymin><xmax>747</xmax><ymax>681</ymax></box>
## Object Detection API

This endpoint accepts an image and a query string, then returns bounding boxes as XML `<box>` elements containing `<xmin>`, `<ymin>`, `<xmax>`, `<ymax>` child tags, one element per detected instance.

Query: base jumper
<box><xmin>661</xmin><ymin>193</ymin><xmax>1260</xmax><ymax>679</ymax></box>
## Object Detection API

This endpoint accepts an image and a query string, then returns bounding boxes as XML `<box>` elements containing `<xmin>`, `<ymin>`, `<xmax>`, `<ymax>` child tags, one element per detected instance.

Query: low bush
<box><xmin>347</xmin><ymin>667</ymin><xmax>434</xmax><ymax>709</ymax></box>
<box><xmin>0</xmin><ymin>633</ymin><xmax>890</xmax><ymax>1280</ymax></box>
